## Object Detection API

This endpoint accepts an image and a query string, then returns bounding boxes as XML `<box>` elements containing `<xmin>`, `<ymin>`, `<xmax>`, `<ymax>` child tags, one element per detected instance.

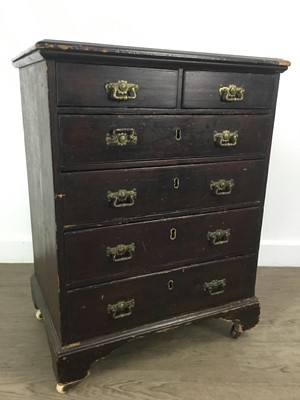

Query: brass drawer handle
<box><xmin>207</xmin><ymin>228</ymin><xmax>231</xmax><ymax>245</ymax></box>
<box><xmin>107</xmin><ymin>299</ymin><xmax>135</xmax><ymax>319</ymax></box>
<box><xmin>204</xmin><ymin>278</ymin><xmax>226</xmax><ymax>296</ymax></box>
<box><xmin>106</xmin><ymin>243</ymin><xmax>135</xmax><ymax>262</ymax></box>
<box><xmin>107</xmin><ymin>188</ymin><xmax>137</xmax><ymax>208</ymax></box>
<box><xmin>106</xmin><ymin>128</ymin><xmax>137</xmax><ymax>146</ymax></box>
<box><xmin>219</xmin><ymin>84</ymin><xmax>245</xmax><ymax>102</ymax></box>
<box><xmin>214</xmin><ymin>130</ymin><xmax>238</xmax><ymax>147</ymax></box>
<box><xmin>210</xmin><ymin>179</ymin><xmax>234</xmax><ymax>196</ymax></box>
<box><xmin>105</xmin><ymin>80</ymin><xmax>139</xmax><ymax>101</ymax></box>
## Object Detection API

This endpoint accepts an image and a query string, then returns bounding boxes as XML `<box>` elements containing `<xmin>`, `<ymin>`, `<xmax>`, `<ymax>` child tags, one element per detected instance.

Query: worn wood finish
<box><xmin>31</xmin><ymin>264</ymin><xmax>259</xmax><ymax>375</ymax></box>
<box><xmin>19</xmin><ymin>61</ymin><xmax>61</xmax><ymax>338</ymax></box>
<box><xmin>59</xmin><ymin>114</ymin><xmax>271</xmax><ymax>168</ymax></box>
<box><xmin>65</xmin><ymin>207</ymin><xmax>260</xmax><ymax>286</ymax></box>
<box><xmin>57</xmin><ymin>63</ymin><xmax>178</xmax><ymax>108</ymax></box>
<box><xmin>13</xmin><ymin>40</ymin><xmax>289</xmax><ymax>391</ymax></box>
<box><xmin>183</xmin><ymin>71</ymin><xmax>276</xmax><ymax>109</ymax></box>
<box><xmin>62</xmin><ymin>161</ymin><xmax>264</xmax><ymax>228</ymax></box>
<box><xmin>58</xmin><ymin>107</ymin><xmax>272</xmax><ymax>115</ymax></box>
<box><xmin>12</xmin><ymin>39</ymin><xmax>290</xmax><ymax>71</ymax></box>
<box><xmin>67</xmin><ymin>255</ymin><xmax>257</xmax><ymax>342</ymax></box>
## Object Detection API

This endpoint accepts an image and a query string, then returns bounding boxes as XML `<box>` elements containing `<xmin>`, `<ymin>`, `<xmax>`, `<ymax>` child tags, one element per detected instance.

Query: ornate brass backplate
<box><xmin>204</xmin><ymin>278</ymin><xmax>227</xmax><ymax>295</ymax></box>
<box><xmin>106</xmin><ymin>243</ymin><xmax>135</xmax><ymax>262</ymax></box>
<box><xmin>219</xmin><ymin>84</ymin><xmax>245</xmax><ymax>102</ymax></box>
<box><xmin>214</xmin><ymin>130</ymin><xmax>238</xmax><ymax>147</ymax></box>
<box><xmin>210</xmin><ymin>179</ymin><xmax>234</xmax><ymax>195</ymax></box>
<box><xmin>207</xmin><ymin>228</ymin><xmax>231</xmax><ymax>245</ymax></box>
<box><xmin>105</xmin><ymin>80</ymin><xmax>139</xmax><ymax>100</ymax></box>
<box><xmin>107</xmin><ymin>299</ymin><xmax>135</xmax><ymax>319</ymax></box>
<box><xmin>106</xmin><ymin>128</ymin><xmax>137</xmax><ymax>146</ymax></box>
<box><xmin>107</xmin><ymin>188</ymin><xmax>137</xmax><ymax>208</ymax></box>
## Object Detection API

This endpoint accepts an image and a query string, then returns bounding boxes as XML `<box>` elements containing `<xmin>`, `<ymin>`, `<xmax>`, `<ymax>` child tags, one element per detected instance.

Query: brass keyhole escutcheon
<box><xmin>170</xmin><ymin>228</ymin><xmax>177</xmax><ymax>240</ymax></box>
<box><xmin>173</xmin><ymin>177</ymin><xmax>180</xmax><ymax>189</ymax></box>
<box><xmin>168</xmin><ymin>280</ymin><xmax>174</xmax><ymax>291</ymax></box>
<box><xmin>175</xmin><ymin>128</ymin><xmax>182</xmax><ymax>141</ymax></box>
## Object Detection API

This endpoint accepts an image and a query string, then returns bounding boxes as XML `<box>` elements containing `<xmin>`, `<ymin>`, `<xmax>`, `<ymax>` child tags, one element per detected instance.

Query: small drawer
<box><xmin>65</xmin><ymin>207</ymin><xmax>260</xmax><ymax>286</ymax></box>
<box><xmin>62</xmin><ymin>160</ymin><xmax>264</xmax><ymax>228</ymax></box>
<box><xmin>56</xmin><ymin>63</ymin><xmax>178</xmax><ymax>108</ymax></box>
<box><xmin>66</xmin><ymin>254</ymin><xmax>256</xmax><ymax>342</ymax></box>
<box><xmin>59</xmin><ymin>114</ymin><xmax>271</xmax><ymax>168</ymax></box>
<box><xmin>183</xmin><ymin>71</ymin><xmax>276</xmax><ymax>109</ymax></box>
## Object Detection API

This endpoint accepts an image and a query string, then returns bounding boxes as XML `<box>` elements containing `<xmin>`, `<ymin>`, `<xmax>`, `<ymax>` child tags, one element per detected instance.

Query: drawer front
<box><xmin>57</xmin><ymin>63</ymin><xmax>178</xmax><ymax>108</ymax></box>
<box><xmin>183</xmin><ymin>71</ymin><xmax>275</xmax><ymax>109</ymax></box>
<box><xmin>65</xmin><ymin>207</ymin><xmax>260</xmax><ymax>285</ymax></box>
<box><xmin>59</xmin><ymin>114</ymin><xmax>271</xmax><ymax>168</ymax></box>
<box><xmin>62</xmin><ymin>160</ymin><xmax>264</xmax><ymax>227</ymax></box>
<box><xmin>67</xmin><ymin>255</ymin><xmax>256</xmax><ymax>341</ymax></box>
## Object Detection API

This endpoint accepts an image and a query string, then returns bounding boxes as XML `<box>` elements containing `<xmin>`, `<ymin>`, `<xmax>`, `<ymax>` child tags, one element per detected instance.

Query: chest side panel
<box><xmin>19</xmin><ymin>61</ymin><xmax>61</xmax><ymax>338</ymax></box>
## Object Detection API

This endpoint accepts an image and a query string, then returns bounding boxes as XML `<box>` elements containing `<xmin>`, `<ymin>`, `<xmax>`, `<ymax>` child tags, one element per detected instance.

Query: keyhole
<box><xmin>173</xmin><ymin>177</ymin><xmax>180</xmax><ymax>189</ymax></box>
<box><xmin>170</xmin><ymin>228</ymin><xmax>177</xmax><ymax>240</ymax></box>
<box><xmin>168</xmin><ymin>280</ymin><xmax>174</xmax><ymax>291</ymax></box>
<box><xmin>175</xmin><ymin>128</ymin><xmax>182</xmax><ymax>141</ymax></box>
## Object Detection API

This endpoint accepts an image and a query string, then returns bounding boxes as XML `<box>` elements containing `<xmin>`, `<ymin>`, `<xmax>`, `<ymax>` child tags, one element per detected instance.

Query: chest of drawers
<box><xmin>13</xmin><ymin>40</ymin><xmax>289</xmax><ymax>392</ymax></box>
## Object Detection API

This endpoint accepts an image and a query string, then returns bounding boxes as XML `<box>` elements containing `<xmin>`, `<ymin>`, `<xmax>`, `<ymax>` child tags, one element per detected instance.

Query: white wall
<box><xmin>0</xmin><ymin>0</ymin><xmax>299</xmax><ymax>265</ymax></box>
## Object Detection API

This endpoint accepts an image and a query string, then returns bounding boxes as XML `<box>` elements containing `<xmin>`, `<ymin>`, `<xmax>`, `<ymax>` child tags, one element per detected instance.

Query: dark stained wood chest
<box><xmin>13</xmin><ymin>40</ymin><xmax>290</xmax><ymax>393</ymax></box>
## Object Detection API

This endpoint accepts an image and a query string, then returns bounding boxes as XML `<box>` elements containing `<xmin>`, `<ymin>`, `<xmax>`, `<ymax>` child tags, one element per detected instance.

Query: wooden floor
<box><xmin>1</xmin><ymin>265</ymin><xmax>300</xmax><ymax>399</ymax></box>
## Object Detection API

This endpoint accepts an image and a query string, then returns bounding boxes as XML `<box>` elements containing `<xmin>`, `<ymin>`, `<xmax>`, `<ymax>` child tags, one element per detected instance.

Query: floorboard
<box><xmin>0</xmin><ymin>264</ymin><xmax>299</xmax><ymax>399</ymax></box>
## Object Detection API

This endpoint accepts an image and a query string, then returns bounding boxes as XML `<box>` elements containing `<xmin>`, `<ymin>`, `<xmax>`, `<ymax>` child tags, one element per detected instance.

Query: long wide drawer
<box><xmin>65</xmin><ymin>207</ymin><xmax>260</xmax><ymax>286</ymax></box>
<box><xmin>59</xmin><ymin>114</ymin><xmax>271</xmax><ymax>168</ymax></box>
<box><xmin>183</xmin><ymin>71</ymin><xmax>276</xmax><ymax>109</ymax></box>
<box><xmin>62</xmin><ymin>160</ymin><xmax>264</xmax><ymax>227</ymax></box>
<box><xmin>57</xmin><ymin>63</ymin><xmax>178</xmax><ymax>108</ymax></box>
<box><xmin>66</xmin><ymin>254</ymin><xmax>257</xmax><ymax>342</ymax></box>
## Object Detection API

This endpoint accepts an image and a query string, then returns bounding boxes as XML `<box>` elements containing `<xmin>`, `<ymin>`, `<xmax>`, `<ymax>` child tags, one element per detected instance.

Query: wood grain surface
<box><xmin>62</xmin><ymin>162</ymin><xmax>264</xmax><ymax>229</ymax></box>
<box><xmin>59</xmin><ymin>114</ymin><xmax>271</xmax><ymax>167</ymax></box>
<box><xmin>1</xmin><ymin>264</ymin><xmax>299</xmax><ymax>399</ymax></box>
<box><xmin>56</xmin><ymin>63</ymin><xmax>178</xmax><ymax>108</ymax></box>
<box><xmin>64</xmin><ymin>208</ymin><xmax>260</xmax><ymax>286</ymax></box>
